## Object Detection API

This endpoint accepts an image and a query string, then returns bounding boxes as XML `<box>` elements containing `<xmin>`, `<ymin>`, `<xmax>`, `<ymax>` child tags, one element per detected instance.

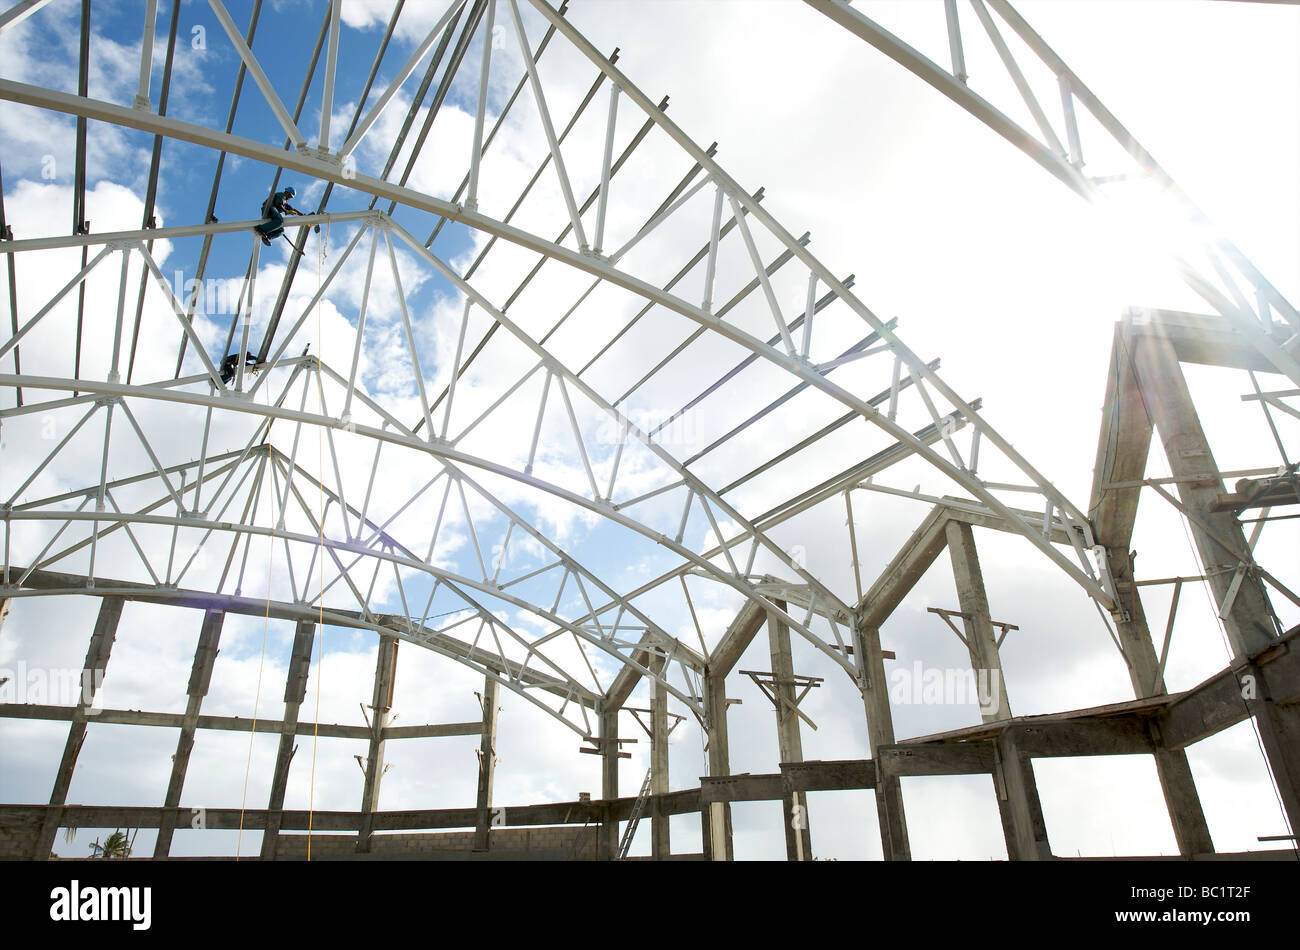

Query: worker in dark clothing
<box><xmin>255</xmin><ymin>185</ymin><xmax>303</xmax><ymax>245</ymax></box>
<box><xmin>220</xmin><ymin>351</ymin><xmax>257</xmax><ymax>384</ymax></box>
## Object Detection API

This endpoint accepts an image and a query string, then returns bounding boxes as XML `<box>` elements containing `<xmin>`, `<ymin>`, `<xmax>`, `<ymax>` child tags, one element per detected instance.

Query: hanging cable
<box><xmin>306</xmin><ymin>219</ymin><xmax>327</xmax><ymax>860</ymax></box>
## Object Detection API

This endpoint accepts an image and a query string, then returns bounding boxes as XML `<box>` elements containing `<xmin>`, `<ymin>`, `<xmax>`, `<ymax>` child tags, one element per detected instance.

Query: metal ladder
<box><xmin>616</xmin><ymin>768</ymin><xmax>654</xmax><ymax>860</ymax></box>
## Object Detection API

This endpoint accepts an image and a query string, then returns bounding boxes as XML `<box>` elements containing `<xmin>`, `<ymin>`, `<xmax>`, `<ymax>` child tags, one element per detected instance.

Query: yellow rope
<box><xmin>307</xmin><ymin>220</ymin><xmax>327</xmax><ymax>860</ymax></box>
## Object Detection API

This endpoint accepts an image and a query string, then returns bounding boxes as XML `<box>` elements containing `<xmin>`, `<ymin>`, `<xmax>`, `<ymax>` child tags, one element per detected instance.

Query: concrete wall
<box><xmin>277</xmin><ymin>826</ymin><xmax>598</xmax><ymax>860</ymax></box>
<box><xmin>0</xmin><ymin>806</ymin><xmax>44</xmax><ymax>858</ymax></box>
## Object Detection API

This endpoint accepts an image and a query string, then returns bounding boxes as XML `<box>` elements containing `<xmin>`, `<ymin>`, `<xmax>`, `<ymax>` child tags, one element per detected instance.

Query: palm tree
<box><xmin>89</xmin><ymin>829</ymin><xmax>134</xmax><ymax>859</ymax></box>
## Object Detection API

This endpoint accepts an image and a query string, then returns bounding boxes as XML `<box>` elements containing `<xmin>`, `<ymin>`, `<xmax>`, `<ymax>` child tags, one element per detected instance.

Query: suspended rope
<box><xmin>307</xmin><ymin>218</ymin><xmax>328</xmax><ymax>860</ymax></box>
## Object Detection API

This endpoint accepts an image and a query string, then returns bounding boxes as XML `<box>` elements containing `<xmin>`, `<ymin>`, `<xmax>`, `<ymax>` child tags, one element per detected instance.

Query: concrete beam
<box><xmin>767</xmin><ymin>602</ymin><xmax>812</xmax><ymax>860</ymax></box>
<box><xmin>33</xmin><ymin>596</ymin><xmax>122</xmax><ymax>859</ymax></box>
<box><xmin>994</xmin><ymin>728</ymin><xmax>1052</xmax><ymax>861</ymax></box>
<box><xmin>155</xmin><ymin>608</ymin><xmax>223</xmax><ymax>859</ymax></box>
<box><xmin>1242</xmin><ymin>653</ymin><xmax>1300</xmax><ymax>834</ymax></box>
<box><xmin>356</xmin><ymin>635</ymin><xmax>399</xmax><ymax>853</ymax></box>
<box><xmin>878</xmin><ymin>742</ymin><xmax>996</xmax><ymax>777</ymax></box>
<box><xmin>779</xmin><ymin>759</ymin><xmax>876</xmax><ymax>792</ymax></box>
<box><xmin>700</xmin><ymin>773</ymin><xmax>786</xmax><ymax>804</ymax></box>
<box><xmin>1090</xmin><ymin>318</ymin><xmax>1154</xmax><ymax>569</ymax></box>
<box><xmin>0</xmin><ymin>702</ymin><xmax>480</xmax><ymax>740</ymax></box>
<box><xmin>599</xmin><ymin>707</ymin><xmax>620</xmax><ymax>861</ymax></box>
<box><xmin>858</xmin><ymin>502</ymin><xmax>1073</xmax><ymax>629</ymax></box>
<box><xmin>382</xmin><ymin>721</ymin><xmax>483</xmax><ymax>740</ymax></box>
<box><xmin>945</xmin><ymin>521</ymin><xmax>1012</xmax><ymax>722</ymax></box>
<box><xmin>1150</xmin><ymin>744</ymin><xmax>1216</xmax><ymax>857</ymax></box>
<box><xmin>710</xmin><ymin>601</ymin><xmax>764</xmax><ymax>679</ymax></box>
<box><xmin>0</xmin><ymin>786</ymin><xmax>711</xmax><ymax>841</ymax></box>
<box><xmin>605</xmin><ymin>634</ymin><xmax>657</xmax><ymax>710</ymax></box>
<box><xmin>1131</xmin><ymin>310</ymin><xmax>1297</xmax><ymax>374</ymax></box>
<box><xmin>942</xmin><ymin>500</ymin><xmax>1073</xmax><ymax>546</ymax></box>
<box><xmin>605</xmin><ymin>633</ymin><xmax>698</xmax><ymax>710</ymax></box>
<box><xmin>891</xmin><ymin>714</ymin><xmax>1158</xmax><ymax>762</ymax></box>
<box><xmin>1104</xmin><ymin>553</ymin><xmax>1214</xmax><ymax>854</ymax></box>
<box><xmin>9</xmin><ymin>568</ymin><xmax>597</xmax><ymax>706</ymax></box>
<box><xmin>1010</xmin><ymin>720</ymin><xmax>1154</xmax><ymax>758</ymax></box>
<box><xmin>853</xmin><ymin>617</ymin><xmax>910</xmax><ymax>860</ymax></box>
<box><xmin>260</xmin><ymin>619</ymin><xmax>315</xmax><ymax>861</ymax></box>
<box><xmin>754</xmin><ymin>577</ymin><xmax>852</xmax><ymax>625</ymax></box>
<box><xmin>651</xmin><ymin>670</ymin><xmax>670</xmax><ymax>860</ymax></box>
<box><xmin>474</xmin><ymin>675</ymin><xmax>499</xmax><ymax>851</ymax></box>
<box><xmin>1088</xmin><ymin>317</ymin><xmax>1215</xmax><ymax>855</ymax></box>
<box><xmin>599</xmin><ymin>638</ymin><xmax>671</xmax><ymax>859</ymax></box>
<box><xmin>1162</xmin><ymin>669</ymin><xmax>1251</xmax><ymax>750</ymax></box>
<box><xmin>859</xmin><ymin>506</ymin><xmax>950</xmax><ymax>629</ymax></box>
<box><xmin>1129</xmin><ymin>315</ymin><xmax>1277</xmax><ymax>657</ymax></box>
<box><xmin>1161</xmin><ymin>628</ymin><xmax>1300</xmax><ymax>833</ymax></box>
<box><xmin>701</xmin><ymin>670</ymin><xmax>734</xmax><ymax>860</ymax></box>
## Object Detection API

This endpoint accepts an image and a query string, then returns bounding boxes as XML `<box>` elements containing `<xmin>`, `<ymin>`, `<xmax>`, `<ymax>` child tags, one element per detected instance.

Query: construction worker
<box><xmin>219</xmin><ymin>351</ymin><xmax>257</xmax><ymax>384</ymax></box>
<box><xmin>255</xmin><ymin>184</ymin><xmax>303</xmax><ymax>245</ymax></box>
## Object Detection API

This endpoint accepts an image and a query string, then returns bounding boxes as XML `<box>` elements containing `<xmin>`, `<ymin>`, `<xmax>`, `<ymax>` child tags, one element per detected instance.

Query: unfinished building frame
<box><xmin>0</xmin><ymin>0</ymin><xmax>1296</xmax><ymax>860</ymax></box>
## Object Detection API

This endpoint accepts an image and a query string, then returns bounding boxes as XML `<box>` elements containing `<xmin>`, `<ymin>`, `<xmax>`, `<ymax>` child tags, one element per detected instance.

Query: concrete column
<box><xmin>853</xmin><ymin>617</ymin><xmax>910</xmax><ymax>861</ymax></box>
<box><xmin>356</xmin><ymin>635</ymin><xmax>399</xmax><ymax>853</ymax></box>
<box><xmin>260</xmin><ymin>618</ymin><xmax>315</xmax><ymax>860</ymax></box>
<box><xmin>34</xmin><ymin>595</ymin><xmax>123</xmax><ymax>859</ymax></box>
<box><xmin>994</xmin><ymin>727</ymin><xmax>1051</xmax><ymax>860</ymax></box>
<box><xmin>1132</xmin><ymin>328</ymin><xmax>1276</xmax><ymax>657</ymax></box>
<box><xmin>1089</xmin><ymin>327</ymin><xmax>1214</xmax><ymax>856</ymax></box>
<box><xmin>701</xmin><ymin>670</ymin><xmax>734</xmax><ymax>860</ymax></box>
<box><xmin>1107</xmin><ymin>549</ymin><xmax>1215</xmax><ymax>856</ymax></box>
<box><xmin>599</xmin><ymin>707</ymin><xmax>619</xmax><ymax>861</ymax></box>
<box><xmin>0</xmin><ymin>597</ymin><xmax>9</xmax><ymax>636</ymax></box>
<box><xmin>1128</xmin><ymin>323</ymin><xmax>1291</xmax><ymax>845</ymax></box>
<box><xmin>650</xmin><ymin>672</ymin><xmax>671</xmax><ymax>860</ymax></box>
<box><xmin>768</xmin><ymin>603</ymin><xmax>812</xmax><ymax>860</ymax></box>
<box><xmin>1243</xmin><ymin>656</ymin><xmax>1300</xmax><ymax>836</ymax></box>
<box><xmin>473</xmin><ymin>675</ymin><xmax>499</xmax><ymax>851</ymax></box>
<box><xmin>155</xmin><ymin>608</ymin><xmax>224</xmax><ymax>858</ymax></box>
<box><xmin>945</xmin><ymin>521</ymin><xmax>1012</xmax><ymax>723</ymax></box>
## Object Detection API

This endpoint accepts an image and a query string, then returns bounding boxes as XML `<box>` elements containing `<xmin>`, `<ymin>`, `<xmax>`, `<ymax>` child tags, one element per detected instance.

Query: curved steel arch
<box><xmin>0</xmin><ymin>78</ymin><xmax>1119</xmax><ymax>603</ymax></box>
<box><xmin>1</xmin><ymin>348</ymin><xmax>858</xmax><ymax>690</ymax></box>
<box><xmin>0</xmin><ymin>220</ymin><xmax>870</xmax><ymax>688</ymax></box>
<box><xmin>0</xmin><ymin>402</ymin><xmax>702</xmax><ymax>737</ymax></box>
<box><xmin>0</xmin><ymin>376</ymin><xmax>719</xmax><ymax>727</ymax></box>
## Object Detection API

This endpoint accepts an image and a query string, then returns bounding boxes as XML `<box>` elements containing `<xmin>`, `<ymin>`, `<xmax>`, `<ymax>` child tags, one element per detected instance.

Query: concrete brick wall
<box><xmin>0</xmin><ymin>806</ymin><xmax>45</xmax><ymax>859</ymax></box>
<box><xmin>0</xmin><ymin>805</ymin><xmax>599</xmax><ymax>860</ymax></box>
<box><xmin>277</xmin><ymin>826</ymin><xmax>598</xmax><ymax>859</ymax></box>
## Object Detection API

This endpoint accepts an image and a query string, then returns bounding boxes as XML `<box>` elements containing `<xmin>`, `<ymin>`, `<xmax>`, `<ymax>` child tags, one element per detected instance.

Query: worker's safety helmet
<box><xmin>283</xmin><ymin>186</ymin><xmax>296</xmax><ymax>199</ymax></box>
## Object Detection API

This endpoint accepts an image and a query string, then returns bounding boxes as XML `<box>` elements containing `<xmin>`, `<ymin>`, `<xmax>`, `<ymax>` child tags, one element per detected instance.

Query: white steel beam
<box><xmin>318</xmin><ymin>0</ymin><xmax>342</xmax><ymax>151</ymax></box>
<box><xmin>0</xmin><ymin>0</ymin><xmax>54</xmax><ymax>36</ymax></box>
<box><xmin>135</xmin><ymin>0</ymin><xmax>159</xmax><ymax>110</ymax></box>
<box><xmin>207</xmin><ymin>0</ymin><xmax>309</xmax><ymax>151</ymax></box>
<box><xmin>339</xmin><ymin>0</ymin><xmax>471</xmax><ymax>162</ymax></box>
<box><xmin>466</xmin><ymin>0</ymin><xmax>496</xmax><ymax>210</ymax></box>
<box><xmin>506</xmin><ymin>0</ymin><xmax>588</xmax><ymax>250</ymax></box>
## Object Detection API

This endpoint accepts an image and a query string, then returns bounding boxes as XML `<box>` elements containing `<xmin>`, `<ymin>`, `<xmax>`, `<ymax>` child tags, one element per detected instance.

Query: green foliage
<box><xmin>89</xmin><ymin>829</ymin><xmax>133</xmax><ymax>859</ymax></box>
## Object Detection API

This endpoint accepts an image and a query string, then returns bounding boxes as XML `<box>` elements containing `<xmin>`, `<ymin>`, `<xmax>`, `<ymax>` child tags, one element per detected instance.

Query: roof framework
<box><xmin>0</xmin><ymin>0</ymin><xmax>1296</xmax><ymax>860</ymax></box>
